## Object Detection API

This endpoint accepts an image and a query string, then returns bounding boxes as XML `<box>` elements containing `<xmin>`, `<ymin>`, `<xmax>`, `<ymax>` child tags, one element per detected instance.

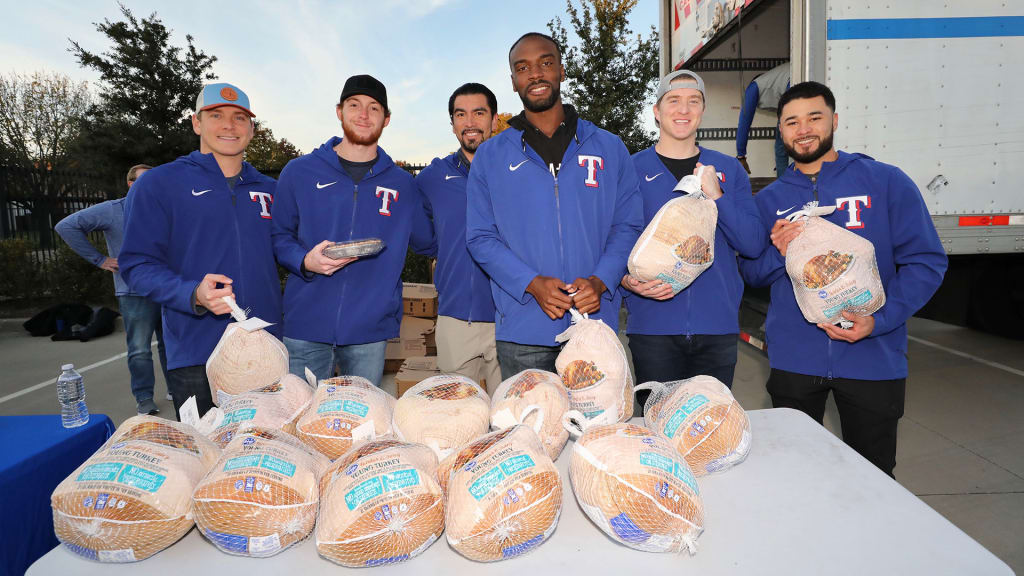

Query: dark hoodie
<box><xmin>121</xmin><ymin>151</ymin><xmax>282</xmax><ymax>370</ymax></box>
<box><xmin>271</xmin><ymin>137</ymin><xmax>436</xmax><ymax>346</ymax></box>
<box><xmin>739</xmin><ymin>151</ymin><xmax>947</xmax><ymax>380</ymax></box>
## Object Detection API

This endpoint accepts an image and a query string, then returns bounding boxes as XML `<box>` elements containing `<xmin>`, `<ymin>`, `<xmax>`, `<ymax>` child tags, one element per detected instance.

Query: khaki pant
<box><xmin>435</xmin><ymin>315</ymin><xmax>501</xmax><ymax>395</ymax></box>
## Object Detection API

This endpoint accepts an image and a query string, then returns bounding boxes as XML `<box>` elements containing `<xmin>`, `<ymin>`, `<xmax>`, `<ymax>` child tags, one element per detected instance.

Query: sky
<box><xmin>0</xmin><ymin>0</ymin><xmax>659</xmax><ymax>164</ymax></box>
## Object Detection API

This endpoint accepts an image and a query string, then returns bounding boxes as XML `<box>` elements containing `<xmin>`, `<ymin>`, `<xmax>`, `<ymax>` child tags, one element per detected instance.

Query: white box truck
<box><xmin>657</xmin><ymin>0</ymin><xmax>1024</xmax><ymax>338</ymax></box>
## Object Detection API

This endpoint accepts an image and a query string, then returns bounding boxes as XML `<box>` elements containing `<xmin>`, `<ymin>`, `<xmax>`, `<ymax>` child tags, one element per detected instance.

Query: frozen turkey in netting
<box><xmin>784</xmin><ymin>202</ymin><xmax>885</xmax><ymax>324</ymax></box>
<box><xmin>392</xmin><ymin>374</ymin><xmax>490</xmax><ymax>460</ymax></box>
<box><xmin>555</xmin><ymin>310</ymin><xmax>633</xmax><ymax>425</ymax></box>
<box><xmin>192</xmin><ymin>427</ymin><xmax>328</xmax><ymax>556</ymax></box>
<box><xmin>490</xmin><ymin>369</ymin><xmax>570</xmax><ymax>461</ymax></box>
<box><xmin>296</xmin><ymin>376</ymin><xmax>395</xmax><ymax>460</ymax></box>
<box><xmin>51</xmin><ymin>416</ymin><xmax>221</xmax><ymax>562</ymax></box>
<box><xmin>316</xmin><ymin>439</ymin><xmax>443</xmax><ymax>567</ymax></box>
<box><xmin>205</xmin><ymin>298</ymin><xmax>289</xmax><ymax>406</ymax></box>
<box><xmin>565</xmin><ymin>417</ymin><xmax>703</xmax><ymax>553</ymax></box>
<box><xmin>627</xmin><ymin>169</ymin><xmax>717</xmax><ymax>294</ymax></box>
<box><xmin>638</xmin><ymin>375</ymin><xmax>751</xmax><ymax>475</ymax></box>
<box><xmin>208</xmin><ymin>375</ymin><xmax>313</xmax><ymax>447</ymax></box>
<box><xmin>443</xmin><ymin>425</ymin><xmax>561</xmax><ymax>562</ymax></box>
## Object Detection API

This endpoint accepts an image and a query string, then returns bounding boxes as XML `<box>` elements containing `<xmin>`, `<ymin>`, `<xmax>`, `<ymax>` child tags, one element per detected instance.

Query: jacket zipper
<box><xmin>334</xmin><ymin>177</ymin><xmax>362</xmax><ymax>345</ymax></box>
<box><xmin>231</xmin><ymin>180</ymin><xmax>245</xmax><ymax>302</ymax></box>
<box><xmin>813</xmin><ymin>177</ymin><xmax>833</xmax><ymax>379</ymax></box>
<box><xmin>460</xmin><ymin>159</ymin><xmax>474</xmax><ymax>325</ymax></box>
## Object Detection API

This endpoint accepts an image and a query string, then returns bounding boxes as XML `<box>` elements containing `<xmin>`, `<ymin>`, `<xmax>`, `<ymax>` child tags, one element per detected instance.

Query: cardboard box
<box><xmin>403</xmin><ymin>282</ymin><xmax>438</xmax><ymax>318</ymax></box>
<box><xmin>395</xmin><ymin>356</ymin><xmax>440</xmax><ymax>397</ymax></box>
<box><xmin>384</xmin><ymin>316</ymin><xmax>436</xmax><ymax>373</ymax></box>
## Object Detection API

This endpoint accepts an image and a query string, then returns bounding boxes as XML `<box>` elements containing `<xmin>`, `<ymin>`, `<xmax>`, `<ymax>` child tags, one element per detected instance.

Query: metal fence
<box><xmin>0</xmin><ymin>164</ymin><xmax>122</xmax><ymax>267</ymax></box>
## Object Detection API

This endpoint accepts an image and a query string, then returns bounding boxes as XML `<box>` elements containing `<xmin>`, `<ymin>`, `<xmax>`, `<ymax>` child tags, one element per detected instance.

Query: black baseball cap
<box><xmin>339</xmin><ymin>74</ymin><xmax>389</xmax><ymax>114</ymax></box>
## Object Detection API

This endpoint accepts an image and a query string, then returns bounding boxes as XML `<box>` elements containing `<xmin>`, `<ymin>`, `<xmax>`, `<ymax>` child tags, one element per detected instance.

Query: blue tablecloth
<box><xmin>0</xmin><ymin>414</ymin><xmax>115</xmax><ymax>576</ymax></box>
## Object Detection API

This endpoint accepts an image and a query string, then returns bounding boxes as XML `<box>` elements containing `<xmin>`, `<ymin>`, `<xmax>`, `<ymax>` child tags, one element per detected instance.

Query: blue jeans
<box><xmin>284</xmin><ymin>337</ymin><xmax>387</xmax><ymax>386</ymax></box>
<box><xmin>627</xmin><ymin>333</ymin><xmax>739</xmax><ymax>388</ymax></box>
<box><xmin>118</xmin><ymin>295</ymin><xmax>167</xmax><ymax>403</ymax></box>
<box><xmin>495</xmin><ymin>341</ymin><xmax>561</xmax><ymax>381</ymax></box>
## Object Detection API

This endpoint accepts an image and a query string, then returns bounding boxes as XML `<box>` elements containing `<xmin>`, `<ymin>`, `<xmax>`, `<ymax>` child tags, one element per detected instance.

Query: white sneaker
<box><xmin>166</xmin><ymin>392</ymin><xmax>173</xmax><ymax>401</ymax></box>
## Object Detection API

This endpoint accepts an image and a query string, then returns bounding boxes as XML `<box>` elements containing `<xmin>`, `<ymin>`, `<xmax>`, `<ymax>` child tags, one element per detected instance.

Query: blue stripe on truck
<box><xmin>828</xmin><ymin>16</ymin><xmax>1024</xmax><ymax>40</ymax></box>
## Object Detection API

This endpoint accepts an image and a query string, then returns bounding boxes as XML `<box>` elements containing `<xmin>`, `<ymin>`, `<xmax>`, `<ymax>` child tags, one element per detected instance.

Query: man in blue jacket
<box><xmin>56</xmin><ymin>163</ymin><xmax>169</xmax><ymax>416</ymax></box>
<box><xmin>622</xmin><ymin>70</ymin><xmax>764</xmax><ymax>389</ymax></box>
<box><xmin>467</xmin><ymin>32</ymin><xmax>643</xmax><ymax>379</ymax></box>
<box><xmin>272</xmin><ymin>75</ymin><xmax>435</xmax><ymax>385</ymax></box>
<box><xmin>416</xmin><ymin>83</ymin><xmax>501</xmax><ymax>392</ymax></box>
<box><xmin>120</xmin><ymin>83</ymin><xmax>282</xmax><ymax>420</ymax></box>
<box><xmin>739</xmin><ymin>82</ymin><xmax>947</xmax><ymax>476</ymax></box>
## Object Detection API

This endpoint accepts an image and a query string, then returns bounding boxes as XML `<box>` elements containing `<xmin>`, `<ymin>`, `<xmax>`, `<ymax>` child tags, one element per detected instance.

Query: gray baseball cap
<box><xmin>656</xmin><ymin>70</ymin><xmax>705</xmax><ymax>103</ymax></box>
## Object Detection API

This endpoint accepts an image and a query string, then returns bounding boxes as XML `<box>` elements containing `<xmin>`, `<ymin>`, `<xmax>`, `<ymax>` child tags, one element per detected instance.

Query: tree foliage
<box><xmin>68</xmin><ymin>3</ymin><xmax>216</xmax><ymax>178</ymax></box>
<box><xmin>0</xmin><ymin>70</ymin><xmax>90</xmax><ymax>168</ymax></box>
<box><xmin>246</xmin><ymin>121</ymin><xmax>301</xmax><ymax>174</ymax></box>
<box><xmin>494</xmin><ymin>112</ymin><xmax>513</xmax><ymax>135</ymax></box>
<box><xmin>548</xmin><ymin>0</ymin><xmax>658</xmax><ymax>153</ymax></box>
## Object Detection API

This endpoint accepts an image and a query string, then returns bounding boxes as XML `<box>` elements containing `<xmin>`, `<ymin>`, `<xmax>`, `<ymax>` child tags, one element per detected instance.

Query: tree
<box><xmin>548</xmin><ymin>0</ymin><xmax>659</xmax><ymax>153</ymax></box>
<box><xmin>68</xmin><ymin>3</ymin><xmax>217</xmax><ymax>178</ymax></box>
<box><xmin>246</xmin><ymin>121</ymin><xmax>301</xmax><ymax>174</ymax></box>
<box><xmin>0</xmin><ymin>70</ymin><xmax>90</xmax><ymax>168</ymax></box>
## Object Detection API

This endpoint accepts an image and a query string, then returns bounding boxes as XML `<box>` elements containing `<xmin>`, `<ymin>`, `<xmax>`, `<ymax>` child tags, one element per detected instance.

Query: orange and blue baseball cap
<box><xmin>195</xmin><ymin>82</ymin><xmax>255</xmax><ymax>117</ymax></box>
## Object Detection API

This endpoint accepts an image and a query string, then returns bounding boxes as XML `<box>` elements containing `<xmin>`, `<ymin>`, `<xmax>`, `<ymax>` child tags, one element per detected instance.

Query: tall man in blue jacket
<box><xmin>416</xmin><ymin>83</ymin><xmax>502</xmax><ymax>392</ymax></box>
<box><xmin>622</xmin><ymin>70</ymin><xmax>764</xmax><ymax>389</ymax></box>
<box><xmin>739</xmin><ymin>82</ymin><xmax>947</xmax><ymax>476</ymax></box>
<box><xmin>467</xmin><ymin>33</ymin><xmax>643</xmax><ymax>379</ymax></box>
<box><xmin>56</xmin><ymin>163</ymin><xmax>169</xmax><ymax>416</ymax></box>
<box><xmin>120</xmin><ymin>83</ymin><xmax>282</xmax><ymax>420</ymax></box>
<box><xmin>272</xmin><ymin>75</ymin><xmax>435</xmax><ymax>385</ymax></box>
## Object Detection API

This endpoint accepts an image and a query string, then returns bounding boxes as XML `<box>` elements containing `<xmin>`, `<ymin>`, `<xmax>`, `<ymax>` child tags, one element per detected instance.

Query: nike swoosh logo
<box><xmin>191</xmin><ymin>189</ymin><xmax>211</xmax><ymax>196</ymax></box>
<box><xmin>509</xmin><ymin>160</ymin><xmax>528</xmax><ymax>171</ymax></box>
<box><xmin>777</xmin><ymin>205</ymin><xmax>796</xmax><ymax>216</ymax></box>
<box><xmin>445</xmin><ymin>174</ymin><xmax>463</xmax><ymax>181</ymax></box>
<box><xmin>316</xmin><ymin>181</ymin><xmax>337</xmax><ymax>189</ymax></box>
<box><xmin>645</xmin><ymin>172</ymin><xmax>663</xmax><ymax>182</ymax></box>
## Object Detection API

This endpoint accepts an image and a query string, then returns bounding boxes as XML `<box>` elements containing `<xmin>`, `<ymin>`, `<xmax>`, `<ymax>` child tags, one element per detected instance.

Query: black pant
<box><xmin>495</xmin><ymin>341</ymin><xmax>561</xmax><ymax>381</ymax></box>
<box><xmin>766</xmin><ymin>368</ymin><xmax>906</xmax><ymax>477</ymax></box>
<box><xmin>166</xmin><ymin>365</ymin><xmax>215</xmax><ymax>421</ymax></box>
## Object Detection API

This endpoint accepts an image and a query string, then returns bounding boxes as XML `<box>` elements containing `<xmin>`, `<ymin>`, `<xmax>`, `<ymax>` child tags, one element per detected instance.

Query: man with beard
<box><xmin>621</xmin><ymin>70</ymin><xmax>764</xmax><ymax>391</ymax></box>
<box><xmin>739</xmin><ymin>81</ymin><xmax>947</xmax><ymax>477</ymax></box>
<box><xmin>120</xmin><ymin>83</ymin><xmax>281</xmax><ymax>419</ymax></box>
<box><xmin>466</xmin><ymin>32</ymin><xmax>643</xmax><ymax>378</ymax></box>
<box><xmin>415</xmin><ymin>83</ymin><xmax>502</xmax><ymax>392</ymax></box>
<box><xmin>272</xmin><ymin>74</ymin><xmax>435</xmax><ymax>384</ymax></box>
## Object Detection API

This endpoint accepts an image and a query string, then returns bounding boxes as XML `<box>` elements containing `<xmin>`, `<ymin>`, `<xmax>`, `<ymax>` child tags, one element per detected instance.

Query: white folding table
<box><xmin>29</xmin><ymin>408</ymin><xmax>1014</xmax><ymax>575</ymax></box>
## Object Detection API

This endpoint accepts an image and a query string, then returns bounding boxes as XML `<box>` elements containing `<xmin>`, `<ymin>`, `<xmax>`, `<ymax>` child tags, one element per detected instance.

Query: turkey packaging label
<box><xmin>444</xmin><ymin>426</ymin><xmax>562</xmax><ymax>562</ymax></box>
<box><xmin>785</xmin><ymin>203</ymin><xmax>886</xmax><ymax>324</ymax></box>
<box><xmin>555</xmin><ymin>310</ymin><xmax>633</xmax><ymax>425</ymax></box>
<box><xmin>392</xmin><ymin>374</ymin><xmax>490</xmax><ymax>460</ymax></box>
<box><xmin>490</xmin><ymin>369</ymin><xmax>570</xmax><ymax>461</ymax></box>
<box><xmin>627</xmin><ymin>170</ymin><xmax>717</xmax><ymax>294</ymax></box>
<box><xmin>206</xmin><ymin>298</ymin><xmax>288</xmax><ymax>406</ymax></box>
<box><xmin>297</xmin><ymin>376</ymin><xmax>396</xmax><ymax>460</ymax></box>
<box><xmin>51</xmin><ymin>416</ymin><xmax>221</xmax><ymax>562</ymax></box>
<box><xmin>192</xmin><ymin>428</ymin><xmax>327</xmax><ymax>557</ymax></box>
<box><xmin>639</xmin><ymin>375</ymin><xmax>751</xmax><ymax>475</ymax></box>
<box><xmin>567</xmin><ymin>420</ymin><xmax>703</xmax><ymax>554</ymax></box>
<box><xmin>208</xmin><ymin>376</ymin><xmax>313</xmax><ymax>447</ymax></box>
<box><xmin>316</xmin><ymin>439</ymin><xmax>443</xmax><ymax>567</ymax></box>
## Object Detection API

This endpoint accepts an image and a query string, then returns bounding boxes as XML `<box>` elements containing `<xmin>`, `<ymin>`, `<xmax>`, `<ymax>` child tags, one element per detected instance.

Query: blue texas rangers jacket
<box><xmin>416</xmin><ymin>152</ymin><xmax>495</xmax><ymax>323</ymax></box>
<box><xmin>120</xmin><ymin>151</ymin><xmax>282</xmax><ymax>371</ymax></box>
<box><xmin>626</xmin><ymin>146</ymin><xmax>765</xmax><ymax>336</ymax></box>
<box><xmin>466</xmin><ymin>115</ymin><xmax>643</xmax><ymax>346</ymax></box>
<box><xmin>740</xmin><ymin>150</ymin><xmax>947</xmax><ymax>380</ymax></box>
<box><xmin>272</xmin><ymin>137</ymin><xmax>435</xmax><ymax>346</ymax></box>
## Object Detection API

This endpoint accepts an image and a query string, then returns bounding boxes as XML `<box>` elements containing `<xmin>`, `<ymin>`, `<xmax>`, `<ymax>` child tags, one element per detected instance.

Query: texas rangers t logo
<box><xmin>376</xmin><ymin>186</ymin><xmax>399</xmax><ymax>216</ymax></box>
<box><xmin>249</xmin><ymin>191</ymin><xmax>273</xmax><ymax>219</ymax></box>
<box><xmin>578</xmin><ymin>155</ymin><xmax>604</xmax><ymax>188</ymax></box>
<box><xmin>836</xmin><ymin>195</ymin><xmax>871</xmax><ymax>229</ymax></box>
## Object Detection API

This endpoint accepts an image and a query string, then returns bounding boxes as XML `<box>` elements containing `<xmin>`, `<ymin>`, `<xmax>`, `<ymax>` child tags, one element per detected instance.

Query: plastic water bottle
<box><xmin>57</xmin><ymin>364</ymin><xmax>89</xmax><ymax>428</ymax></box>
